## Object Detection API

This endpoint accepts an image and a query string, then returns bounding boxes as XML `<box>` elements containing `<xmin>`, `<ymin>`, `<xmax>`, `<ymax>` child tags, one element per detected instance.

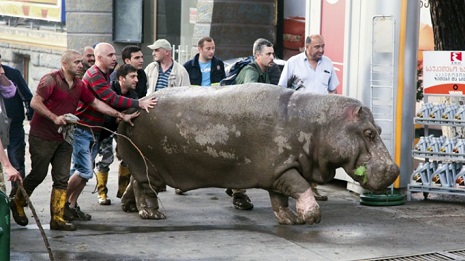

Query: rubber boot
<box><xmin>50</xmin><ymin>188</ymin><xmax>76</xmax><ymax>231</ymax></box>
<box><xmin>117</xmin><ymin>165</ymin><xmax>131</xmax><ymax>198</ymax></box>
<box><xmin>10</xmin><ymin>188</ymin><xmax>29</xmax><ymax>226</ymax></box>
<box><xmin>97</xmin><ymin>171</ymin><xmax>111</xmax><ymax>205</ymax></box>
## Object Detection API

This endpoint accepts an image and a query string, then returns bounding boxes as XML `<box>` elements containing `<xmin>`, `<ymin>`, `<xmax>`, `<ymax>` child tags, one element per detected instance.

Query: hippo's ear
<box><xmin>352</xmin><ymin>106</ymin><xmax>363</xmax><ymax>119</ymax></box>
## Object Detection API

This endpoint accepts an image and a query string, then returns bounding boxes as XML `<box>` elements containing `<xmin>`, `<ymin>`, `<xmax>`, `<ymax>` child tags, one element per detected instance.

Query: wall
<box><xmin>0</xmin><ymin>0</ymin><xmax>276</xmax><ymax>89</ymax></box>
<box><xmin>283</xmin><ymin>0</ymin><xmax>305</xmax><ymax>18</ymax></box>
<box><xmin>192</xmin><ymin>0</ymin><xmax>277</xmax><ymax>60</ymax></box>
<box><xmin>0</xmin><ymin>21</ymin><xmax>66</xmax><ymax>92</ymax></box>
<box><xmin>66</xmin><ymin>0</ymin><xmax>156</xmax><ymax>67</ymax></box>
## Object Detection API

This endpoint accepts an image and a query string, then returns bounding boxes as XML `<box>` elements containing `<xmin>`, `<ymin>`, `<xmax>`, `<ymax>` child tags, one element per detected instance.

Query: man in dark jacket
<box><xmin>0</xmin><ymin>55</ymin><xmax>33</xmax><ymax>197</ymax></box>
<box><xmin>183</xmin><ymin>36</ymin><xmax>225</xmax><ymax>86</ymax></box>
<box><xmin>110</xmin><ymin>45</ymin><xmax>147</xmax><ymax>98</ymax></box>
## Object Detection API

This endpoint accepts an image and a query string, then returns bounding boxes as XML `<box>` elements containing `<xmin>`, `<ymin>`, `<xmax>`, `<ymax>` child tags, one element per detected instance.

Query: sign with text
<box><xmin>0</xmin><ymin>0</ymin><xmax>64</xmax><ymax>23</ymax></box>
<box><xmin>423</xmin><ymin>51</ymin><xmax>465</xmax><ymax>94</ymax></box>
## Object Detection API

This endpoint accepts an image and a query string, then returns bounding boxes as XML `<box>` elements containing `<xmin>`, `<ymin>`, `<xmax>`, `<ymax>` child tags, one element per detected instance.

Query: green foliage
<box><xmin>354</xmin><ymin>165</ymin><xmax>368</xmax><ymax>184</ymax></box>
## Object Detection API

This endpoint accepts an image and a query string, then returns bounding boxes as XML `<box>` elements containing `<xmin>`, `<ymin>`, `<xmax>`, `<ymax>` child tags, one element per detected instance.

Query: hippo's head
<box><xmin>326</xmin><ymin>105</ymin><xmax>399</xmax><ymax>191</ymax></box>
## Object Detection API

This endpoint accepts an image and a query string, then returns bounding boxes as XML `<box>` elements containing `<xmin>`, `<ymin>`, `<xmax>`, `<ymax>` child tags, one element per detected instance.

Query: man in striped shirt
<box><xmin>66</xmin><ymin>43</ymin><xmax>157</xmax><ymax>221</ymax></box>
<box><xmin>145</xmin><ymin>39</ymin><xmax>190</xmax><ymax>94</ymax></box>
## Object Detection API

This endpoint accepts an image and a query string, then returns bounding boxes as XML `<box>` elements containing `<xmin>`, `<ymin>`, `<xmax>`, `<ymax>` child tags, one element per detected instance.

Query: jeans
<box><xmin>70</xmin><ymin>128</ymin><xmax>100</xmax><ymax>180</ymax></box>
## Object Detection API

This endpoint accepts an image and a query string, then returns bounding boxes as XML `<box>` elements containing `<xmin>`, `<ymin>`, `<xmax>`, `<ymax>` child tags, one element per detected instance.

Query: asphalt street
<box><xmin>8</xmin><ymin>163</ymin><xmax>465</xmax><ymax>261</ymax></box>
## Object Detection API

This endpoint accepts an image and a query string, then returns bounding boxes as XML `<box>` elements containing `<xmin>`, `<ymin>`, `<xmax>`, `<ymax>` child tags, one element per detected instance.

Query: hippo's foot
<box><xmin>274</xmin><ymin>207</ymin><xmax>305</xmax><ymax>225</ymax></box>
<box><xmin>121</xmin><ymin>202</ymin><xmax>138</xmax><ymax>213</ymax></box>
<box><xmin>296</xmin><ymin>188</ymin><xmax>321</xmax><ymax>225</ymax></box>
<box><xmin>299</xmin><ymin>205</ymin><xmax>321</xmax><ymax>225</ymax></box>
<box><xmin>138</xmin><ymin>208</ymin><xmax>166</xmax><ymax>220</ymax></box>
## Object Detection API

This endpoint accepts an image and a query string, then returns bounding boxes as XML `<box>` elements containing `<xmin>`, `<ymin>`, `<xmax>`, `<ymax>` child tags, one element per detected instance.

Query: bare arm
<box><xmin>30</xmin><ymin>94</ymin><xmax>67</xmax><ymax>125</ymax></box>
<box><xmin>89</xmin><ymin>98</ymin><xmax>140</xmax><ymax>126</ymax></box>
<box><xmin>0</xmin><ymin>140</ymin><xmax>22</xmax><ymax>183</ymax></box>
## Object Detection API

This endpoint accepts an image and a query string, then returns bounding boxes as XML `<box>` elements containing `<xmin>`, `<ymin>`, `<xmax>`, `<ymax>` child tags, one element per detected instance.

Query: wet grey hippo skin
<box><xmin>117</xmin><ymin>84</ymin><xmax>399</xmax><ymax>225</ymax></box>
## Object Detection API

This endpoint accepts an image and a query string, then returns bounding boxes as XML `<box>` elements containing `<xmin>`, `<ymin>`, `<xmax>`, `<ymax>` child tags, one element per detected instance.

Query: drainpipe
<box><xmin>394</xmin><ymin>0</ymin><xmax>420</xmax><ymax>188</ymax></box>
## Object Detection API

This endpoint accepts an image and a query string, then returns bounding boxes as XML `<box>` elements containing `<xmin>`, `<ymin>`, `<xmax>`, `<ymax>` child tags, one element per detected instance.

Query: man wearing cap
<box><xmin>145</xmin><ymin>39</ymin><xmax>190</xmax><ymax>94</ymax></box>
<box><xmin>119</xmin><ymin>39</ymin><xmax>190</xmax><ymax>213</ymax></box>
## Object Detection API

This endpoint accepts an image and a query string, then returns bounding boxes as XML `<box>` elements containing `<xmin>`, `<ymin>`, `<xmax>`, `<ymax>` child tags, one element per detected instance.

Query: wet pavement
<box><xmin>8</xmin><ymin>161</ymin><xmax>465</xmax><ymax>261</ymax></box>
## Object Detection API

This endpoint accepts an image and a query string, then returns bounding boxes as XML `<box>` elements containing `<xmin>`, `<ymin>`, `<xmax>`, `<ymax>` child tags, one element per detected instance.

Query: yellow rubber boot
<box><xmin>10</xmin><ymin>188</ymin><xmax>28</xmax><ymax>226</ymax></box>
<box><xmin>117</xmin><ymin>165</ymin><xmax>131</xmax><ymax>199</ymax></box>
<box><xmin>96</xmin><ymin>171</ymin><xmax>111</xmax><ymax>205</ymax></box>
<box><xmin>50</xmin><ymin>188</ymin><xmax>76</xmax><ymax>231</ymax></box>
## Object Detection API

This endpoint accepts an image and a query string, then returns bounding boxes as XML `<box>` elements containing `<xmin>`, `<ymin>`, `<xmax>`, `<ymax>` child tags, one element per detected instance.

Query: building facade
<box><xmin>0</xmin><ymin>0</ymin><xmax>278</xmax><ymax>91</ymax></box>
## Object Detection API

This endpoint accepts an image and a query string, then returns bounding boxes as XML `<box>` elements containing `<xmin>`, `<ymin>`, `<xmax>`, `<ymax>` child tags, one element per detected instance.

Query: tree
<box><xmin>429</xmin><ymin>0</ymin><xmax>465</xmax><ymax>50</ymax></box>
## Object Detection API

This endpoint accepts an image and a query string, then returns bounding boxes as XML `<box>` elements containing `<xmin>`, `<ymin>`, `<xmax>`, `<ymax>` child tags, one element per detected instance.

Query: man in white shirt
<box><xmin>278</xmin><ymin>34</ymin><xmax>340</xmax><ymax>201</ymax></box>
<box><xmin>278</xmin><ymin>34</ymin><xmax>339</xmax><ymax>94</ymax></box>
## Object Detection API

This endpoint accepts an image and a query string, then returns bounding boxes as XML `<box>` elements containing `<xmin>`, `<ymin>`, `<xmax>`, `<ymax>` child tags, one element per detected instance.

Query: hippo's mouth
<box><xmin>353</xmin><ymin>165</ymin><xmax>368</xmax><ymax>185</ymax></box>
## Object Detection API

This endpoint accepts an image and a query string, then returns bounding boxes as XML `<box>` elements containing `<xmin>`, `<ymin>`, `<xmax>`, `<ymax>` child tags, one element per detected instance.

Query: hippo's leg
<box><xmin>271</xmin><ymin>169</ymin><xmax>321</xmax><ymax>225</ymax></box>
<box><xmin>121</xmin><ymin>177</ymin><xmax>137</xmax><ymax>212</ymax></box>
<box><xmin>133</xmin><ymin>179</ymin><xmax>166</xmax><ymax>220</ymax></box>
<box><xmin>269</xmin><ymin>190</ymin><xmax>304</xmax><ymax>225</ymax></box>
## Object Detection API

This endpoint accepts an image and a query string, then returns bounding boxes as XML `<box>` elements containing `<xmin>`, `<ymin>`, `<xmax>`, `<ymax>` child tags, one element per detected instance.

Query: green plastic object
<box><xmin>0</xmin><ymin>190</ymin><xmax>10</xmax><ymax>261</ymax></box>
<box><xmin>360</xmin><ymin>191</ymin><xmax>405</xmax><ymax>206</ymax></box>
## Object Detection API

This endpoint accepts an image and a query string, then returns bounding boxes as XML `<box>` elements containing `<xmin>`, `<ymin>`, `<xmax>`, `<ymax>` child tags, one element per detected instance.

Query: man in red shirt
<box><xmin>10</xmin><ymin>49</ymin><xmax>140</xmax><ymax>231</ymax></box>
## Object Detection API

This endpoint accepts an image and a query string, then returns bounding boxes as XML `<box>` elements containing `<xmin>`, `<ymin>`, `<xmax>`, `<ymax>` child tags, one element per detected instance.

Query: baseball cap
<box><xmin>148</xmin><ymin>39</ymin><xmax>172</xmax><ymax>50</ymax></box>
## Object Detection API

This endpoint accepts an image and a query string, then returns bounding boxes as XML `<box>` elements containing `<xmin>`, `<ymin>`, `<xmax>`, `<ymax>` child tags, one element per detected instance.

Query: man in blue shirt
<box><xmin>183</xmin><ymin>36</ymin><xmax>225</xmax><ymax>86</ymax></box>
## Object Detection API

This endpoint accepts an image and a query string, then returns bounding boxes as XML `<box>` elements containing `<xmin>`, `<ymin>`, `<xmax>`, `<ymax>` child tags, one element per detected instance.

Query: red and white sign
<box><xmin>423</xmin><ymin>51</ymin><xmax>465</xmax><ymax>94</ymax></box>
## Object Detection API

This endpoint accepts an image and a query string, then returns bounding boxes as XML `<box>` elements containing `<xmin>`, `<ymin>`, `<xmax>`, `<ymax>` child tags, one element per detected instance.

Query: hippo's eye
<box><xmin>364</xmin><ymin>129</ymin><xmax>375</xmax><ymax>140</ymax></box>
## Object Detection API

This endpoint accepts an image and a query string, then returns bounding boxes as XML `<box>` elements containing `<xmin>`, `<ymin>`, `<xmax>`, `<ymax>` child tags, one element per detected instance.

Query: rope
<box><xmin>74</xmin><ymin>122</ymin><xmax>160</xmax><ymax>198</ymax></box>
<box><xmin>16</xmin><ymin>182</ymin><xmax>54</xmax><ymax>261</ymax></box>
<box><xmin>13</xmin><ymin>120</ymin><xmax>162</xmax><ymax>261</ymax></box>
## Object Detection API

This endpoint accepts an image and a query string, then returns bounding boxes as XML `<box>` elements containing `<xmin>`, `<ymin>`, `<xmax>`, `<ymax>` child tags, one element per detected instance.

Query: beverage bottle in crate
<box><xmin>442</xmin><ymin>104</ymin><xmax>457</xmax><ymax>120</ymax></box>
<box><xmin>415</xmin><ymin>136</ymin><xmax>428</xmax><ymax>151</ymax></box>
<box><xmin>417</xmin><ymin>103</ymin><xmax>430</xmax><ymax>118</ymax></box>
<box><xmin>455</xmin><ymin>105</ymin><xmax>465</xmax><ymax>120</ymax></box>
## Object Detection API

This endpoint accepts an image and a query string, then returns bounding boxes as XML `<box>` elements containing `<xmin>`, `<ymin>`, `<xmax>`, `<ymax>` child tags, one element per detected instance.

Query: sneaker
<box><xmin>64</xmin><ymin>202</ymin><xmax>75</xmax><ymax>222</ymax></box>
<box><xmin>70</xmin><ymin>204</ymin><xmax>92</xmax><ymax>221</ymax></box>
<box><xmin>232</xmin><ymin>193</ymin><xmax>254</xmax><ymax>210</ymax></box>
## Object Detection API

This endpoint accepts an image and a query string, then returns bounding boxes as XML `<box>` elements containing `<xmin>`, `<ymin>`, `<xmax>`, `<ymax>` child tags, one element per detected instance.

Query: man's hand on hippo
<box><xmin>119</xmin><ymin>111</ymin><xmax>140</xmax><ymax>126</ymax></box>
<box><xmin>139</xmin><ymin>96</ymin><xmax>158</xmax><ymax>113</ymax></box>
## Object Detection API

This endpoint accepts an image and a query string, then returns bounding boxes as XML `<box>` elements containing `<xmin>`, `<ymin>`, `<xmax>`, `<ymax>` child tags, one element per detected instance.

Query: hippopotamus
<box><xmin>117</xmin><ymin>84</ymin><xmax>399</xmax><ymax>225</ymax></box>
